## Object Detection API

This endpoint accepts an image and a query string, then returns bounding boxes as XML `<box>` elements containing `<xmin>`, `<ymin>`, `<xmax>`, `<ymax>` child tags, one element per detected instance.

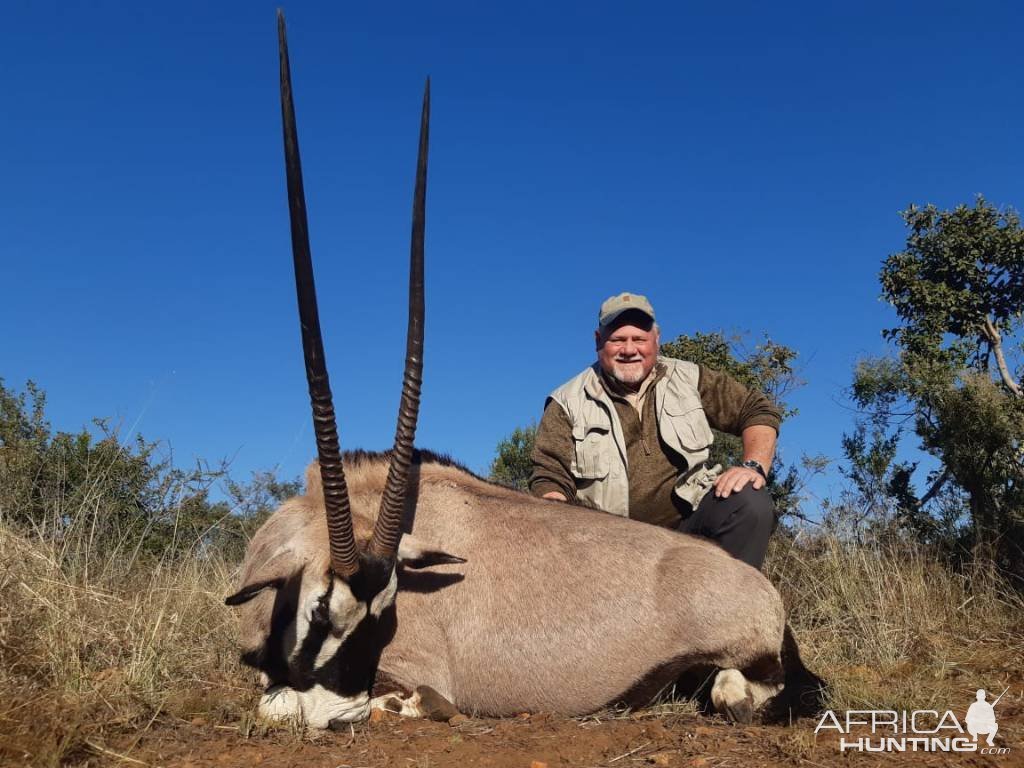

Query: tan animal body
<box><xmin>235</xmin><ymin>452</ymin><xmax>821</xmax><ymax>724</ymax></box>
<box><xmin>226</xmin><ymin>13</ymin><xmax>822</xmax><ymax>730</ymax></box>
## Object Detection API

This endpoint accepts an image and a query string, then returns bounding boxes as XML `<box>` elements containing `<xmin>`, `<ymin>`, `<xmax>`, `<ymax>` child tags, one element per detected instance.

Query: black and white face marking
<box><xmin>227</xmin><ymin>538</ymin><xmax>465</xmax><ymax>728</ymax></box>
<box><xmin>239</xmin><ymin>554</ymin><xmax>398</xmax><ymax>727</ymax></box>
<box><xmin>290</xmin><ymin>554</ymin><xmax>399</xmax><ymax>690</ymax></box>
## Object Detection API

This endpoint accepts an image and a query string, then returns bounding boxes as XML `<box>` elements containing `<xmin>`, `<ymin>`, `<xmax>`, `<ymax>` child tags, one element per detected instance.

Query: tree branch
<box><xmin>918</xmin><ymin>468</ymin><xmax>950</xmax><ymax>508</ymax></box>
<box><xmin>982</xmin><ymin>316</ymin><xmax>1022</xmax><ymax>397</ymax></box>
<box><xmin>783</xmin><ymin>509</ymin><xmax>821</xmax><ymax>526</ymax></box>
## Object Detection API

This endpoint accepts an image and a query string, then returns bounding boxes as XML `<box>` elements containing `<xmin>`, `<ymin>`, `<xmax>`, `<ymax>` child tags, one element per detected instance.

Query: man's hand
<box><xmin>542</xmin><ymin>491</ymin><xmax>568</xmax><ymax>502</ymax></box>
<box><xmin>714</xmin><ymin>425</ymin><xmax>776</xmax><ymax>499</ymax></box>
<box><xmin>713</xmin><ymin>466</ymin><xmax>765</xmax><ymax>498</ymax></box>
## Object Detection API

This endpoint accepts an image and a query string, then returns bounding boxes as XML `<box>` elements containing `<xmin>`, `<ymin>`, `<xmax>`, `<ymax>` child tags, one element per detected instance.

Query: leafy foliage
<box><xmin>881</xmin><ymin>199</ymin><xmax>1024</xmax><ymax>369</ymax></box>
<box><xmin>0</xmin><ymin>378</ymin><xmax>297</xmax><ymax>563</ymax></box>
<box><xmin>488</xmin><ymin>423</ymin><xmax>538</xmax><ymax>491</ymax></box>
<box><xmin>660</xmin><ymin>331</ymin><xmax>802</xmax><ymax>420</ymax></box>
<box><xmin>844</xmin><ymin>197</ymin><xmax>1024</xmax><ymax>579</ymax></box>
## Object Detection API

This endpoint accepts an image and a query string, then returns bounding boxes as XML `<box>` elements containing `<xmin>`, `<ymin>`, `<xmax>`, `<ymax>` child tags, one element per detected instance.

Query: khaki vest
<box><xmin>548</xmin><ymin>357</ymin><xmax>721</xmax><ymax>517</ymax></box>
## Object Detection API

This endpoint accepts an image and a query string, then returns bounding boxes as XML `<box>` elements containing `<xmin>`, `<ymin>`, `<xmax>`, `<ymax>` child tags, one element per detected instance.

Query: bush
<box><xmin>488</xmin><ymin>423</ymin><xmax>537</xmax><ymax>491</ymax></box>
<box><xmin>0</xmin><ymin>378</ymin><xmax>296</xmax><ymax>564</ymax></box>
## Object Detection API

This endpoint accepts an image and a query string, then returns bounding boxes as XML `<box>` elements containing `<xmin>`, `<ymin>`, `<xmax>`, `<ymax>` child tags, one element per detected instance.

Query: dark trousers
<box><xmin>677</xmin><ymin>486</ymin><xmax>774</xmax><ymax>569</ymax></box>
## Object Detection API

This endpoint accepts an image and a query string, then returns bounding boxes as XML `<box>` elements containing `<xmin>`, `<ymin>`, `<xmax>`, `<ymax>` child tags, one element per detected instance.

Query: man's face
<box><xmin>596</xmin><ymin>319</ymin><xmax>659</xmax><ymax>386</ymax></box>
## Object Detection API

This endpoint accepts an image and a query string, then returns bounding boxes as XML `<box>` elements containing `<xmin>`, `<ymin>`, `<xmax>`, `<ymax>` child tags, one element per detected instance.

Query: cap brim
<box><xmin>599</xmin><ymin>308</ymin><xmax>655</xmax><ymax>328</ymax></box>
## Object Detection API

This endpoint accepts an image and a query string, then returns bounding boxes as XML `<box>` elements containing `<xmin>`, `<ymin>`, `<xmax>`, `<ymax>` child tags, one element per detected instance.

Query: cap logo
<box><xmin>598</xmin><ymin>292</ymin><xmax>655</xmax><ymax>327</ymax></box>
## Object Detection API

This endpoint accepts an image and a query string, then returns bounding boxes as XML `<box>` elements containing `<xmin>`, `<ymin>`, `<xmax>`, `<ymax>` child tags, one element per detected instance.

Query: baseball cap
<box><xmin>598</xmin><ymin>292</ymin><xmax>656</xmax><ymax>328</ymax></box>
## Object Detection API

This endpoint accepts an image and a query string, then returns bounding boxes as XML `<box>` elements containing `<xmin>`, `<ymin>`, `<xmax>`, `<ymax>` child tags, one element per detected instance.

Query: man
<box><xmin>966</xmin><ymin>689</ymin><xmax>999</xmax><ymax>747</ymax></box>
<box><xmin>529</xmin><ymin>292</ymin><xmax>781</xmax><ymax>569</ymax></box>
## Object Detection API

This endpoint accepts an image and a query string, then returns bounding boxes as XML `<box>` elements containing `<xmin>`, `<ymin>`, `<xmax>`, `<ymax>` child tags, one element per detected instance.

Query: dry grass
<box><xmin>1</xmin><ymin>511</ymin><xmax>1022</xmax><ymax>766</ymax></box>
<box><xmin>767</xmin><ymin>531</ymin><xmax>1024</xmax><ymax>713</ymax></box>
<box><xmin>0</xmin><ymin>522</ymin><xmax>254</xmax><ymax>767</ymax></box>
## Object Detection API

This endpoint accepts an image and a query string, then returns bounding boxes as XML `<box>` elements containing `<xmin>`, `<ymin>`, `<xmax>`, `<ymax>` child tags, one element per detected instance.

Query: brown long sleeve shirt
<box><xmin>529</xmin><ymin>363</ymin><xmax>782</xmax><ymax>528</ymax></box>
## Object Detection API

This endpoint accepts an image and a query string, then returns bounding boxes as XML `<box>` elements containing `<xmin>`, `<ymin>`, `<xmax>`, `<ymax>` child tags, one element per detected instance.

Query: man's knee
<box><xmin>735</xmin><ymin>485</ymin><xmax>775</xmax><ymax>526</ymax></box>
<box><xmin>711</xmin><ymin>485</ymin><xmax>774</xmax><ymax>532</ymax></box>
<box><xmin>688</xmin><ymin>485</ymin><xmax>774</xmax><ymax>569</ymax></box>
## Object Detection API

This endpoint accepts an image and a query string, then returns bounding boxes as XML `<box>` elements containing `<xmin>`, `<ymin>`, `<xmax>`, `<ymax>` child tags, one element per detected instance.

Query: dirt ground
<box><xmin>37</xmin><ymin>696</ymin><xmax>1021</xmax><ymax>768</ymax></box>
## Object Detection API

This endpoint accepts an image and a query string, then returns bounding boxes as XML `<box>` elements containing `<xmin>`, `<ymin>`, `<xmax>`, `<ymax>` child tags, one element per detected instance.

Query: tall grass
<box><xmin>768</xmin><ymin>531</ymin><xmax>1024</xmax><ymax>712</ymax></box>
<box><xmin>0</xmin><ymin>516</ymin><xmax>252</xmax><ymax>767</ymax></box>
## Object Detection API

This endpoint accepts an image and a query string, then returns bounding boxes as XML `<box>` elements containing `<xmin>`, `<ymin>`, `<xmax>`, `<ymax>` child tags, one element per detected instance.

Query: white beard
<box><xmin>611</xmin><ymin>361</ymin><xmax>647</xmax><ymax>384</ymax></box>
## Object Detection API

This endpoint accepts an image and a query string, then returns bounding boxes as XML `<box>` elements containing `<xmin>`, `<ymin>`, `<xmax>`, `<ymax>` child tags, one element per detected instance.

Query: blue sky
<box><xmin>2</xmin><ymin>2</ymin><xmax>1021</xmax><ymax>511</ymax></box>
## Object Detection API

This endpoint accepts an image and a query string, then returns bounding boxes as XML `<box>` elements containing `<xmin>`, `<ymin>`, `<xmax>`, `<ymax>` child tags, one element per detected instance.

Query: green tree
<box><xmin>0</xmin><ymin>380</ymin><xmax>51</xmax><ymax>524</ymax></box>
<box><xmin>0</xmin><ymin>378</ymin><xmax>298</xmax><ymax>562</ymax></box>
<box><xmin>488</xmin><ymin>423</ymin><xmax>538</xmax><ymax>491</ymax></box>
<box><xmin>820</xmin><ymin>412</ymin><xmax>912</xmax><ymax>544</ymax></box>
<box><xmin>850</xmin><ymin>197</ymin><xmax>1024</xmax><ymax>578</ymax></box>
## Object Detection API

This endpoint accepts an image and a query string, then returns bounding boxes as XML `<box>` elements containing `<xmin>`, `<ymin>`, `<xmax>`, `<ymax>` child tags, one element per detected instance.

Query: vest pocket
<box><xmin>663</xmin><ymin>403</ymin><xmax>714</xmax><ymax>451</ymax></box>
<box><xmin>571</xmin><ymin>424</ymin><xmax>611</xmax><ymax>480</ymax></box>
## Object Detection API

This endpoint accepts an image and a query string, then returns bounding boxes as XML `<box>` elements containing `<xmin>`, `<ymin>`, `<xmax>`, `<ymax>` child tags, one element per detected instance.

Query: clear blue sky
<box><xmin>3</xmin><ymin>2</ymin><xmax>1021</xmax><ymax>510</ymax></box>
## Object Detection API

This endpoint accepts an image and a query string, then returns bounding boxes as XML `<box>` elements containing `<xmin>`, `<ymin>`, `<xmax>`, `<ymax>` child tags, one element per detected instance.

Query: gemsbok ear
<box><xmin>397</xmin><ymin>534</ymin><xmax>467</xmax><ymax>570</ymax></box>
<box><xmin>224</xmin><ymin>578</ymin><xmax>285</xmax><ymax>606</ymax></box>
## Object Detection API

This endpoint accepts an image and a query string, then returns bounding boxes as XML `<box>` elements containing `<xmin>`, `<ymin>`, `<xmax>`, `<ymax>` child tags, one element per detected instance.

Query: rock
<box><xmin>648</xmin><ymin>753</ymin><xmax>672</xmax><ymax>766</ymax></box>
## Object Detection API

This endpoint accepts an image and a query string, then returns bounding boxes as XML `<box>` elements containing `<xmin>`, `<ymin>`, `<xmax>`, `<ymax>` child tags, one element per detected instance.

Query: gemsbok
<box><xmin>225</xmin><ymin>12</ymin><xmax>824</xmax><ymax>730</ymax></box>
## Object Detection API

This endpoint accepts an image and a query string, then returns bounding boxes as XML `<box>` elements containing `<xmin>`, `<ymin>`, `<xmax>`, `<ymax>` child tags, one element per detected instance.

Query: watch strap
<box><xmin>741</xmin><ymin>459</ymin><xmax>767</xmax><ymax>479</ymax></box>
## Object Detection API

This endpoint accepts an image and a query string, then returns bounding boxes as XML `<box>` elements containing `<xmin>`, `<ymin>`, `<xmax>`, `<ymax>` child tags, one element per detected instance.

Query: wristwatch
<box><xmin>741</xmin><ymin>459</ymin><xmax>767</xmax><ymax>479</ymax></box>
